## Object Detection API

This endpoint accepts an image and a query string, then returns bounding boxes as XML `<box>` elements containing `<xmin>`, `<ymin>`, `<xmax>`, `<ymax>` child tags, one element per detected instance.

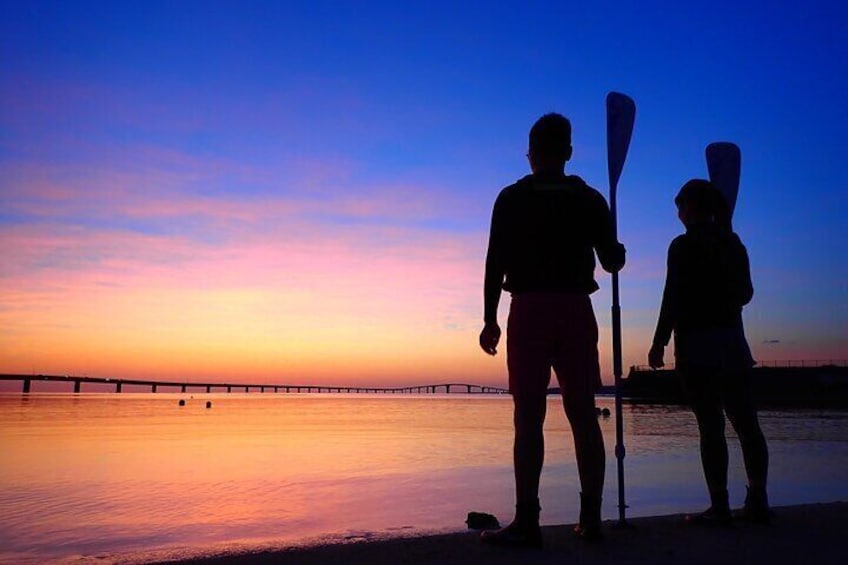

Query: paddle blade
<box><xmin>706</xmin><ymin>142</ymin><xmax>741</xmax><ymax>218</ymax></box>
<box><xmin>606</xmin><ymin>92</ymin><xmax>636</xmax><ymax>196</ymax></box>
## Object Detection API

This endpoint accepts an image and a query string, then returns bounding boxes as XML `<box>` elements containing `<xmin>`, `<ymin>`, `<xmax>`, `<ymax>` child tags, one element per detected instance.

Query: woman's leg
<box><xmin>683</xmin><ymin>369</ymin><xmax>730</xmax><ymax>511</ymax></box>
<box><xmin>723</xmin><ymin>370</ymin><xmax>770</xmax><ymax>519</ymax></box>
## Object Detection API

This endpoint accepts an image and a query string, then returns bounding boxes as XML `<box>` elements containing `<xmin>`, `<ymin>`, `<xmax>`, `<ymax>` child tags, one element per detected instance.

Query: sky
<box><xmin>1</xmin><ymin>0</ymin><xmax>846</xmax><ymax>387</ymax></box>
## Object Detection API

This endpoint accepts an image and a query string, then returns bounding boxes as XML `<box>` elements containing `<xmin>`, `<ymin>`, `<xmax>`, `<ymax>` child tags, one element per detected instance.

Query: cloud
<box><xmin>0</xmin><ymin>138</ymin><xmax>491</xmax><ymax>383</ymax></box>
<box><xmin>0</xmin><ymin>73</ymin><xmax>713</xmax><ymax>384</ymax></box>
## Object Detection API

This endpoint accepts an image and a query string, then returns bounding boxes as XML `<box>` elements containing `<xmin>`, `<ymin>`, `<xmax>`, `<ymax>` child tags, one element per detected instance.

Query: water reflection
<box><xmin>0</xmin><ymin>394</ymin><xmax>846</xmax><ymax>563</ymax></box>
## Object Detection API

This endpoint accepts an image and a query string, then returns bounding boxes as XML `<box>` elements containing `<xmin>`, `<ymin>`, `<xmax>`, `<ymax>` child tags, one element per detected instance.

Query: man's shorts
<box><xmin>506</xmin><ymin>292</ymin><xmax>601</xmax><ymax>400</ymax></box>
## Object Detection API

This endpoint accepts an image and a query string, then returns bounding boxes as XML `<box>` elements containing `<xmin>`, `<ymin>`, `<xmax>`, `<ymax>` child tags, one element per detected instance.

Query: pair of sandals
<box><xmin>686</xmin><ymin>503</ymin><xmax>773</xmax><ymax>526</ymax></box>
<box><xmin>479</xmin><ymin>520</ymin><xmax>602</xmax><ymax>549</ymax></box>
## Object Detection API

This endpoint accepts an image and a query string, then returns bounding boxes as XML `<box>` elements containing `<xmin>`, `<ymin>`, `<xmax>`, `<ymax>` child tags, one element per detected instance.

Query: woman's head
<box><xmin>674</xmin><ymin>179</ymin><xmax>729</xmax><ymax>228</ymax></box>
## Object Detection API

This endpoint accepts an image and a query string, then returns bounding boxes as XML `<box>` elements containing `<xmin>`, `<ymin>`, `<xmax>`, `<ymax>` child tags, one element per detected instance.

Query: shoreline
<box><xmin>147</xmin><ymin>501</ymin><xmax>846</xmax><ymax>565</ymax></box>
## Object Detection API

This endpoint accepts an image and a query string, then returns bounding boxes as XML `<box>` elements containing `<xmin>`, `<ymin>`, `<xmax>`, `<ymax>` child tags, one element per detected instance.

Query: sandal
<box><xmin>480</xmin><ymin>521</ymin><xmax>543</xmax><ymax>548</ymax></box>
<box><xmin>684</xmin><ymin>505</ymin><xmax>733</xmax><ymax>527</ymax></box>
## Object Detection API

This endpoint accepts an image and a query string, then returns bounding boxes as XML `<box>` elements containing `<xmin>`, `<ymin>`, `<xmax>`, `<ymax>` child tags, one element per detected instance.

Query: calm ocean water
<box><xmin>1</xmin><ymin>393</ymin><xmax>846</xmax><ymax>564</ymax></box>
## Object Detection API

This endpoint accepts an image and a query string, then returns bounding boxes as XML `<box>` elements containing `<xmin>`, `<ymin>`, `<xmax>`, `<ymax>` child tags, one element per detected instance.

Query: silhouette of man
<box><xmin>479</xmin><ymin>113</ymin><xmax>625</xmax><ymax>547</ymax></box>
<box><xmin>649</xmin><ymin>179</ymin><xmax>770</xmax><ymax>525</ymax></box>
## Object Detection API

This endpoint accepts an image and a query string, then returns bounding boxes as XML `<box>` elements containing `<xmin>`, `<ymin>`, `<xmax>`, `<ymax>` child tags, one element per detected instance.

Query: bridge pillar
<box><xmin>116</xmin><ymin>382</ymin><xmax>122</xmax><ymax>393</ymax></box>
<box><xmin>74</xmin><ymin>380</ymin><xmax>81</xmax><ymax>393</ymax></box>
<box><xmin>207</xmin><ymin>385</ymin><xmax>212</xmax><ymax>393</ymax></box>
<box><xmin>245</xmin><ymin>386</ymin><xmax>249</xmax><ymax>393</ymax></box>
<box><xmin>261</xmin><ymin>386</ymin><xmax>265</xmax><ymax>393</ymax></box>
<box><xmin>152</xmin><ymin>384</ymin><xmax>157</xmax><ymax>393</ymax></box>
<box><xmin>23</xmin><ymin>379</ymin><xmax>31</xmax><ymax>393</ymax></box>
<box><xmin>181</xmin><ymin>384</ymin><xmax>187</xmax><ymax>393</ymax></box>
<box><xmin>227</xmin><ymin>386</ymin><xmax>232</xmax><ymax>393</ymax></box>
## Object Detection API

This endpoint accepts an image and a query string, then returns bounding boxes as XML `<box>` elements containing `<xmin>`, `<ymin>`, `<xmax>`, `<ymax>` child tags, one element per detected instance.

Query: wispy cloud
<box><xmin>0</xmin><ymin>130</ymin><xmax>492</xmax><ymax>383</ymax></box>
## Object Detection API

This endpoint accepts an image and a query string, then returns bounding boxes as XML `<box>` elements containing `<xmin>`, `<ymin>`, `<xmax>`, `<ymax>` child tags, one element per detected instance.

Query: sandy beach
<box><xmin>151</xmin><ymin>501</ymin><xmax>846</xmax><ymax>565</ymax></box>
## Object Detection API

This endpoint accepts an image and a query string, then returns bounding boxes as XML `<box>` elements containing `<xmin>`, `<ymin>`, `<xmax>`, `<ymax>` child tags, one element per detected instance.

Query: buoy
<box><xmin>178</xmin><ymin>399</ymin><xmax>186</xmax><ymax>406</ymax></box>
<box><xmin>206</xmin><ymin>401</ymin><xmax>212</xmax><ymax>409</ymax></box>
<box><xmin>602</xmin><ymin>408</ymin><xmax>611</xmax><ymax>417</ymax></box>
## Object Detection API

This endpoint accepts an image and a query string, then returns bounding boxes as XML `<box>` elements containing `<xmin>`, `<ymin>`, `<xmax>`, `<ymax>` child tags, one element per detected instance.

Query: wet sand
<box><xmin>151</xmin><ymin>501</ymin><xmax>846</xmax><ymax>564</ymax></box>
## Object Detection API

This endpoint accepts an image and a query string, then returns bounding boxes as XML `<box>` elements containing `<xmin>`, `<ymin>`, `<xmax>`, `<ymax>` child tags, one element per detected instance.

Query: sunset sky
<box><xmin>2</xmin><ymin>1</ymin><xmax>846</xmax><ymax>387</ymax></box>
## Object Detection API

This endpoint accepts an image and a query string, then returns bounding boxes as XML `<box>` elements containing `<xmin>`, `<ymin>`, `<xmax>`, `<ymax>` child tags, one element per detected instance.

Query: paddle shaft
<box><xmin>605</xmin><ymin>91</ymin><xmax>635</xmax><ymax>526</ymax></box>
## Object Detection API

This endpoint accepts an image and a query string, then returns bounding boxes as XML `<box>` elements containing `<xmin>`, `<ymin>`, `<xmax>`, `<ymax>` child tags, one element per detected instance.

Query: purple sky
<box><xmin>1</xmin><ymin>0</ymin><xmax>846</xmax><ymax>385</ymax></box>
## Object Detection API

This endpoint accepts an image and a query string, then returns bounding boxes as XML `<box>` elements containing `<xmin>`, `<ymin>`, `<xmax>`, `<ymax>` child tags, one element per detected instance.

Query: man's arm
<box><xmin>480</xmin><ymin>195</ymin><xmax>506</xmax><ymax>355</ymax></box>
<box><xmin>591</xmin><ymin>191</ymin><xmax>626</xmax><ymax>273</ymax></box>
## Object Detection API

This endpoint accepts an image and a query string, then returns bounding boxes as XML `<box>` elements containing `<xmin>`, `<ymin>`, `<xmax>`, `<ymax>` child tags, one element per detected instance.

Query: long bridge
<box><xmin>0</xmin><ymin>374</ymin><xmax>508</xmax><ymax>395</ymax></box>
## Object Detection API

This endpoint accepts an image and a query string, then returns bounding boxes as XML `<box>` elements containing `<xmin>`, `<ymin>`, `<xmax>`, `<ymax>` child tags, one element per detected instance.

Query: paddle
<box><xmin>606</xmin><ymin>91</ymin><xmax>636</xmax><ymax>526</ymax></box>
<box><xmin>706</xmin><ymin>142</ymin><xmax>741</xmax><ymax>226</ymax></box>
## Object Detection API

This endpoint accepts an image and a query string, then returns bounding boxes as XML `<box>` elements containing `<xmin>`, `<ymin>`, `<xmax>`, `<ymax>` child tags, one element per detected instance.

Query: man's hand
<box><xmin>599</xmin><ymin>242</ymin><xmax>626</xmax><ymax>274</ymax></box>
<box><xmin>479</xmin><ymin>323</ymin><xmax>501</xmax><ymax>356</ymax></box>
<box><xmin>608</xmin><ymin>242</ymin><xmax>626</xmax><ymax>273</ymax></box>
<box><xmin>648</xmin><ymin>343</ymin><xmax>665</xmax><ymax>369</ymax></box>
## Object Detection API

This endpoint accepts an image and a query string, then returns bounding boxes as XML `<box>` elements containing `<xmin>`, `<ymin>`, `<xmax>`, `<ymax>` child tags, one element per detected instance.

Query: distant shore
<box><xmin>148</xmin><ymin>501</ymin><xmax>846</xmax><ymax>565</ymax></box>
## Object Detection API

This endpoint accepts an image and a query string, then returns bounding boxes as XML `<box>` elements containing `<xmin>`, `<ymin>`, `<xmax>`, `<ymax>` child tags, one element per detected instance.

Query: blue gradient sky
<box><xmin>1</xmin><ymin>0</ymin><xmax>846</xmax><ymax>385</ymax></box>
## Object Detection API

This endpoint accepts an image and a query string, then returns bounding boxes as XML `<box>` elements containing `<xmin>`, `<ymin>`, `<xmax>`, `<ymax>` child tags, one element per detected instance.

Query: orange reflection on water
<box><xmin>1</xmin><ymin>393</ymin><xmax>525</xmax><ymax>562</ymax></box>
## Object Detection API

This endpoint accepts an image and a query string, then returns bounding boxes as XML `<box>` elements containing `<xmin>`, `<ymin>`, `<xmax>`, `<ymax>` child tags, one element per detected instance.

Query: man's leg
<box><xmin>513</xmin><ymin>391</ymin><xmax>548</xmax><ymax>514</ymax></box>
<box><xmin>481</xmin><ymin>388</ymin><xmax>546</xmax><ymax>547</ymax></box>
<box><xmin>562</xmin><ymin>390</ymin><xmax>605</xmax><ymax>503</ymax></box>
<box><xmin>562</xmin><ymin>387</ymin><xmax>605</xmax><ymax>540</ymax></box>
<box><xmin>481</xmin><ymin>294</ymin><xmax>548</xmax><ymax>547</ymax></box>
<box><xmin>552</xmin><ymin>294</ymin><xmax>604</xmax><ymax>540</ymax></box>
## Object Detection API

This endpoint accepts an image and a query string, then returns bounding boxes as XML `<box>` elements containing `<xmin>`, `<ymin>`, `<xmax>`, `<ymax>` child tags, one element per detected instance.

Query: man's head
<box><xmin>528</xmin><ymin>113</ymin><xmax>573</xmax><ymax>173</ymax></box>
